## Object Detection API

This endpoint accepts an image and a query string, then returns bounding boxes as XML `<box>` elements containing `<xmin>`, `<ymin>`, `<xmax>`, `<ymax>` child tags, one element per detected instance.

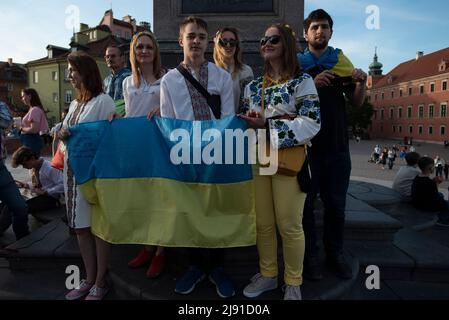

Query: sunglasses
<box><xmin>260</xmin><ymin>35</ymin><xmax>281</xmax><ymax>46</ymax></box>
<box><xmin>219</xmin><ymin>39</ymin><xmax>237</xmax><ymax>48</ymax></box>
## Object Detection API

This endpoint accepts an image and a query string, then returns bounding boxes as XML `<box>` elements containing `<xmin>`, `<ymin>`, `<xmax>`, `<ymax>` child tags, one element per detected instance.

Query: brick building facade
<box><xmin>367</xmin><ymin>47</ymin><xmax>449</xmax><ymax>144</ymax></box>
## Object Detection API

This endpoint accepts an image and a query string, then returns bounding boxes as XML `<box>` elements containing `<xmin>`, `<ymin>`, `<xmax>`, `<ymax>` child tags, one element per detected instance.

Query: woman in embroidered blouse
<box><xmin>60</xmin><ymin>51</ymin><xmax>116</xmax><ymax>300</ymax></box>
<box><xmin>213</xmin><ymin>27</ymin><xmax>254</xmax><ymax>113</ymax></box>
<box><xmin>122</xmin><ymin>31</ymin><xmax>167</xmax><ymax>278</ymax></box>
<box><xmin>239</xmin><ymin>24</ymin><xmax>321</xmax><ymax>300</ymax></box>
<box><xmin>20</xmin><ymin>88</ymin><xmax>49</xmax><ymax>155</ymax></box>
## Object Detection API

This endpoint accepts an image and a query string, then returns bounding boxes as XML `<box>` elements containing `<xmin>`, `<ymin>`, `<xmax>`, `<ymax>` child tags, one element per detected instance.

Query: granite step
<box><xmin>315</xmin><ymin>195</ymin><xmax>403</xmax><ymax>243</ymax></box>
<box><xmin>3</xmin><ymin>219</ymin><xmax>80</xmax><ymax>270</ymax></box>
<box><xmin>109</xmin><ymin>244</ymin><xmax>359</xmax><ymax>300</ymax></box>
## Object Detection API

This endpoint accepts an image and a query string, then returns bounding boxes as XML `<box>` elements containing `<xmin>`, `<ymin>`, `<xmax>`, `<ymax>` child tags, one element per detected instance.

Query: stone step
<box><xmin>315</xmin><ymin>195</ymin><xmax>403</xmax><ymax>243</ymax></box>
<box><xmin>3</xmin><ymin>219</ymin><xmax>80</xmax><ymax>270</ymax></box>
<box><xmin>393</xmin><ymin>228</ymin><xmax>449</xmax><ymax>283</ymax></box>
<box><xmin>109</xmin><ymin>245</ymin><xmax>359</xmax><ymax>300</ymax></box>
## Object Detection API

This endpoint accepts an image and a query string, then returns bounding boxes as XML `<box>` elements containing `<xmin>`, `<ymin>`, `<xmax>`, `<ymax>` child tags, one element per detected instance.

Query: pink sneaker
<box><xmin>65</xmin><ymin>280</ymin><xmax>94</xmax><ymax>300</ymax></box>
<box><xmin>85</xmin><ymin>285</ymin><xmax>109</xmax><ymax>300</ymax></box>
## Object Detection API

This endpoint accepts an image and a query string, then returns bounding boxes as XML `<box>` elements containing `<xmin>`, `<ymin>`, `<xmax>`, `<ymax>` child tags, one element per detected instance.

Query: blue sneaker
<box><xmin>209</xmin><ymin>267</ymin><xmax>235</xmax><ymax>298</ymax></box>
<box><xmin>175</xmin><ymin>266</ymin><xmax>205</xmax><ymax>294</ymax></box>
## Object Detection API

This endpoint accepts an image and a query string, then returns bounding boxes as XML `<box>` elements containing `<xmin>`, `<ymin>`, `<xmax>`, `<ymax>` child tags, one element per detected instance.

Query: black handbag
<box><xmin>297</xmin><ymin>154</ymin><xmax>312</xmax><ymax>193</ymax></box>
<box><xmin>176</xmin><ymin>65</ymin><xmax>221</xmax><ymax>119</ymax></box>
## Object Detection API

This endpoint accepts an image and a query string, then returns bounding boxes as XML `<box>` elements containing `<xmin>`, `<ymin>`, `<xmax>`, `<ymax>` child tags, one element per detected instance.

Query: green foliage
<box><xmin>346</xmin><ymin>98</ymin><xmax>374</xmax><ymax>132</ymax></box>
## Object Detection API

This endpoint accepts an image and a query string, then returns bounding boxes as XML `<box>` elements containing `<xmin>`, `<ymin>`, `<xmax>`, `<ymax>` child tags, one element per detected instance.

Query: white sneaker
<box><xmin>284</xmin><ymin>285</ymin><xmax>302</xmax><ymax>300</ymax></box>
<box><xmin>243</xmin><ymin>273</ymin><xmax>277</xmax><ymax>298</ymax></box>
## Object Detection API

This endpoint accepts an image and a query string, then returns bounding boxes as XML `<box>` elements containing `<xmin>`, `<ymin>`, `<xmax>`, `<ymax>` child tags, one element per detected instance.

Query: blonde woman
<box><xmin>122</xmin><ymin>31</ymin><xmax>166</xmax><ymax>278</ymax></box>
<box><xmin>213</xmin><ymin>27</ymin><xmax>253</xmax><ymax>113</ymax></box>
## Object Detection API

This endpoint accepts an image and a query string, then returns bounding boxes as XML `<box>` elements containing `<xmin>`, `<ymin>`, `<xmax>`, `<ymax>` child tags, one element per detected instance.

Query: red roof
<box><xmin>374</xmin><ymin>47</ymin><xmax>449</xmax><ymax>88</ymax></box>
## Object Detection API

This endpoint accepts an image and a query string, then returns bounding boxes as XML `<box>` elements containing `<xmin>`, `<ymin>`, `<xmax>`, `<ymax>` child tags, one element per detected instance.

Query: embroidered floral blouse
<box><xmin>241</xmin><ymin>73</ymin><xmax>321</xmax><ymax>149</ymax></box>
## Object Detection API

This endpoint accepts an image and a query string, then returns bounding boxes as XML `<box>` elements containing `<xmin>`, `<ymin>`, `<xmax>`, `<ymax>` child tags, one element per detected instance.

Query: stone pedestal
<box><xmin>153</xmin><ymin>0</ymin><xmax>305</xmax><ymax>75</ymax></box>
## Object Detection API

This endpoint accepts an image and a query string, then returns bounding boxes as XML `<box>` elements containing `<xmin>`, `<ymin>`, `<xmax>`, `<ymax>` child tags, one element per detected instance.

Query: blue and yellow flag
<box><xmin>67</xmin><ymin>116</ymin><xmax>256</xmax><ymax>248</ymax></box>
<box><xmin>298</xmin><ymin>46</ymin><xmax>354</xmax><ymax>77</ymax></box>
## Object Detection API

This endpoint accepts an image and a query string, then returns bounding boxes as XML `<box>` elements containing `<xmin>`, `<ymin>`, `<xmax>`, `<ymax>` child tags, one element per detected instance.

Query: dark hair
<box><xmin>405</xmin><ymin>152</ymin><xmax>420</xmax><ymax>166</ymax></box>
<box><xmin>262</xmin><ymin>23</ymin><xmax>300</xmax><ymax>80</ymax></box>
<box><xmin>11</xmin><ymin>146</ymin><xmax>38</xmax><ymax>168</ymax></box>
<box><xmin>418</xmin><ymin>156</ymin><xmax>434</xmax><ymax>172</ymax></box>
<box><xmin>304</xmin><ymin>9</ymin><xmax>334</xmax><ymax>32</ymax></box>
<box><xmin>213</xmin><ymin>27</ymin><xmax>243</xmax><ymax>75</ymax></box>
<box><xmin>67</xmin><ymin>51</ymin><xmax>103</xmax><ymax>104</ymax></box>
<box><xmin>22</xmin><ymin>88</ymin><xmax>44</xmax><ymax>110</ymax></box>
<box><xmin>179</xmin><ymin>16</ymin><xmax>208</xmax><ymax>39</ymax></box>
<box><xmin>106</xmin><ymin>44</ymin><xmax>125</xmax><ymax>56</ymax></box>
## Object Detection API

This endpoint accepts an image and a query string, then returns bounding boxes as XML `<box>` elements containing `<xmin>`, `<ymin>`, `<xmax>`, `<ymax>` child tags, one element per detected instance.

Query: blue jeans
<box><xmin>302</xmin><ymin>151</ymin><xmax>351</xmax><ymax>259</ymax></box>
<box><xmin>0</xmin><ymin>163</ymin><xmax>29</xmax><ymax>239</ymax></box>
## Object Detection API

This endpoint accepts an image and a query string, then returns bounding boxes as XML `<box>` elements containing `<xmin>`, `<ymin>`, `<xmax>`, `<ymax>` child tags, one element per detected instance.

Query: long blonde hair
<box><xmin>213</xmin><ymin>27</ymin><xmax>243</xmax><ymax>77</ymax></box>
<box><xmin>129</xmin><ymin>31</ymin><xmax>163</xmax><ymax>88</ymax></box>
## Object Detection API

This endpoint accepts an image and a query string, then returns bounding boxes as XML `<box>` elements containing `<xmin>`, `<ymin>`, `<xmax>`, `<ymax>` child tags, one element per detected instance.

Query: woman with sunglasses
<box><xmin>121</xmin><ymin>31</ymin><xmax>167</xmax><ymax>278</ymax></box>
<box><xmin>213</xmin><ymin>27</ymin><xmax>254</xmax><ymax>113</ymax></box>
<box><xmin>20</xmin><ymin>88</ymin><xmax>49</xmax><ymax>156</ymax></box>
<box><xmin>239</xmin><ymin>24</ymin><xmax>321</xmax><ymax>300</ymax></box>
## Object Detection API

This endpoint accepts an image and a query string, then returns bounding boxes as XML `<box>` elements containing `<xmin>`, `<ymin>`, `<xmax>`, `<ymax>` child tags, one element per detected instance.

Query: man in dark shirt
<box><xmin>411</xmin><ymin>156</ymin><xmax>449</xmax><ymax>226</ymax></box>
<box><xmin>298</xmin><ymin>9</ymin><xmax>367</xmax><ymax>280</ymax></box>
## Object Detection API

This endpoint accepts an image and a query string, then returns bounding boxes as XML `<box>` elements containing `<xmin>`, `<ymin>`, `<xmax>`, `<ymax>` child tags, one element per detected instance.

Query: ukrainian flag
<box><xmin>67</xmin><ymin>116</ymin><xmax>256</xmax><ymax>248</ymax></box>
<box><xmin>299</xmin><ymin>46</ymin><xmax>354</xmax><ymax>77</ymax></box>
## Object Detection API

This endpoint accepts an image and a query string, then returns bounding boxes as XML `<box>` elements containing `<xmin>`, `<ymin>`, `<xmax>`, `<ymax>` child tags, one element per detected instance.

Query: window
<box><xmin>380</xmin><ymin>125</ymin><xmax>383</xmax><ymax>132</ymax></box>
<box><xmin>443</xmin><ymin>80</ymin><xmax>448</xmax><ymax>91</ymax></box>
<box><xmin>429</xmin><ymin>126</ymin><xmax>433</xmax><ymax>135</ymax></box>
<box><xmin>398</xmin><ymin>126</ymin><xmax>402</xmax><ymax>133</ymax></box>
<box><xmin>52</xmin><ymin>71</ymin><xmax>58</xmax><ymax>81</ymax></box>
<box><xmin>380</xmin><ymin>109</ymin><xmax>384</xmax><ymax>120</ymax></box>
<box><xmin>408</xmin><ymin>87</ymin><xmax>413</xmax><ymax>96</ymax></box>
<box><xmin>409</xmin><ymin>126</ymin><xmax>413</xmax><ymax>134</ymax></box>
<box><xmin>392</xmin><ymin>126</ymin><xmax>396</xmax><ymax>133</ymax></box>
<box><xmin>407</xmin><ymin>106</ymin><xmax>413</xmax><ymax>118</ymax></box>
<box><xmin>391</xmin><ymin>90</ymin><xmax>394</xmax><ymax>99</ymax></box>
<box><xmin>441</xmin><ymin>103</ymin><xmax>447</xmax><ymax>117</ymax></box>
<box><xmin>53</xmin><ymin>93</ymin><xmax>58</xmax><ymax>103</ymax></box>
<box><xmin>381</xmin><ymin>92</ymin><xmax>384</xmax><ymax>100</ymax></box>
<box><xmin>419</xmin><ymin>105</ymin><xmax>424</xmax><ymax>118</ymax></box>
<box><xmin>429</xmin><ymin>104</ymin><xmax>434</xmax><ymax>118</ymax></box>
<box><xmin>419</xmin><ymin>84</ymin><xmax>424</xmax><ymax>94</ymax></box>
<box><xmin>430</xmin><ymin>82</ymin><xmax>435</xmax><ymax>93</ymax></box>
<box><xmin>64</xmin><ymin>68</ymin><xmax>70</xmax><ymax>80</ymax></box>
<box><xmin>441</xmin><ymin>126</ymin><xmax>446</xmax><ymax>136</ymax></box>
<box><xmin>33</xmin><ymin>71</ymin><xmax>38</xmax><ymax>83</ymax></box>
<box><xmin>398</xmin><ymin>107</ymin><xmax>402</xmax><ymax>119</ymax></box>
<box><xmin>418</xmin><ymin>126</ymin><xmax>423</xmax><ymax>135</ymax></box>
<box><xmin>374</xmin><ymin>94</ymin><xmax>378</xmax><ymax>101</ymax></box>
<box><xmin>373</xmin><ymin>110</ymin><xmax>377</xmax><ymax>120</ymax></box>
<box><xmin>115</xmin><ymin>31</ymin><xmax>121</xmax><ymax>37</ymax></box>
<box><xmin>125</xmin><ymin>32</ymin><xmax>131</xmax><ymax>39</ymax></box>
<box><xmin>399</xmin><ymin>89</ymin><xmax>403</xmax><ymax>97</ymax></box>
<box><xmin>390</xmin><ymin>108</ymin><xmax>394</xmax><ymax>119</ymax></box>
<box><xmin>7</xmin><ymin>83</ymin><xmax>13</xmax><ymax>91</ymax></box>
<box><xmin>65</xmin><ymin>90</ymin><xmax>73</xmax><ymax>103</ymax></box>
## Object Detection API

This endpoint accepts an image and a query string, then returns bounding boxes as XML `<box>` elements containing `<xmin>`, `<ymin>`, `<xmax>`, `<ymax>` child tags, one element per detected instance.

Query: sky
<box><xmin>1</xmin><ymin>0</ymin><xmax>449</xmax><ymax>74</ymax></box>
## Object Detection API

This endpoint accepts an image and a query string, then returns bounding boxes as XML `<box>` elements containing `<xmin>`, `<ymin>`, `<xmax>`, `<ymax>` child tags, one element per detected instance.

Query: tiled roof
<box><xmin>373</xmin><ymin>47</ymin><xmax>449</xmax><ymax>88</ymax></box>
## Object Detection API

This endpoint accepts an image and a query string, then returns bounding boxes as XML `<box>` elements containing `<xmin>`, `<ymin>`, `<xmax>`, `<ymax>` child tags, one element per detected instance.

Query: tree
<box><xmin>346</xmin><ymin>98</ymin><xmax>374</xmax><ymax>137</ymax></box>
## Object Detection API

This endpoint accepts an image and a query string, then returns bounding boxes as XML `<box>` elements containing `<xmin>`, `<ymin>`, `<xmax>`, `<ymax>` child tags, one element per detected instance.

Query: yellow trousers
<box><xmin>254</xmin><ymin>167</ymin><xmax>305</xmax><ymax>286</ymax></box>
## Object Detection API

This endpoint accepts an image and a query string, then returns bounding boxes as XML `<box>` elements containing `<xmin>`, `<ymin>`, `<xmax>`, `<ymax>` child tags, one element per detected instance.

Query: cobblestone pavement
<box><xmin>349</xmin><ymin>138</ymin><xmax>449</xmax><ymax>197</ymax></box>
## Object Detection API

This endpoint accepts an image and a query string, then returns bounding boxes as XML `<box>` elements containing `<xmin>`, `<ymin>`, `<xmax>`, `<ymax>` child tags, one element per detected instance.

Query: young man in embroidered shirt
<box><xmin>11</xmin><ymin>146</ymin><xmax>64</xmax><ymax>214</ymax></box>
<box><xmin>159</xmin><ymin>16</ymin><xmax>235</xmax><ymax>298</ymax></box>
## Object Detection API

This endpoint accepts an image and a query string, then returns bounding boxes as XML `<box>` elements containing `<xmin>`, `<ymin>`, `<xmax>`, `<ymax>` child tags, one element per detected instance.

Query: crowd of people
<box><xmin>0</xmin><ymin>9</ymin><xmax>369</xmax><ymax>300</ymax></box>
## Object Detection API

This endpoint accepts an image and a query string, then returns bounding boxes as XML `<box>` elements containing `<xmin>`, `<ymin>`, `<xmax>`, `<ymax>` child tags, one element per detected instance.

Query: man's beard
<box><xmin>310</xmin><ymin>40</ymin><xmax>328</xmax><ymax>50</ymax></box>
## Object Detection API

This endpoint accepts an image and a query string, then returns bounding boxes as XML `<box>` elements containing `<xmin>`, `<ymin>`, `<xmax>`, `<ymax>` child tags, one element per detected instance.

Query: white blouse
<box><xmin>160</xmin><ymin>62</ymin><xmax>235</xmax><ymax>121</ymax></box>
<box><xmin>122</xmin><ymin>75</ymin><xmax>161</xmax><ymax>118</ymax></box>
